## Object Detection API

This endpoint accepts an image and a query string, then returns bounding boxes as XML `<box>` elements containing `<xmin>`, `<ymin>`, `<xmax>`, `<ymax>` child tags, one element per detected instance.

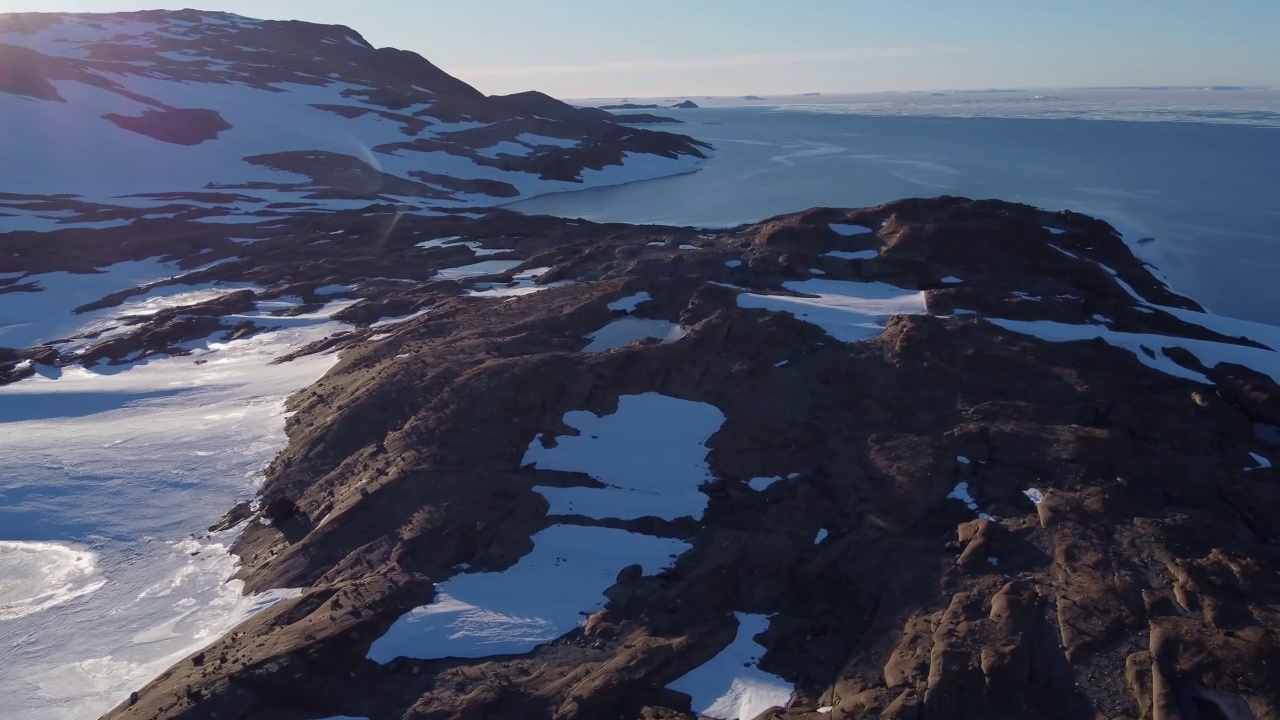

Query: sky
<box><xmin>3</xmin><ymin>1</ymin><xmax>1278</xmax><ymax>98</ymax></box>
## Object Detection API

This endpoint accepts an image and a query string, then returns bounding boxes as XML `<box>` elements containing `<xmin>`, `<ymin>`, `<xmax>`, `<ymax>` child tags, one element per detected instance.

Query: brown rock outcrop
<box><xmin>6</xmin><ymin>196</ymin><xmax>1259</xmax><ymax>720</ymax></box>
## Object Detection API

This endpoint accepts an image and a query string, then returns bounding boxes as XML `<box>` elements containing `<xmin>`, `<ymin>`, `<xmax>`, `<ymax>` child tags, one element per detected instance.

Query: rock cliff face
<box><xmin>0</xmin><ymin>10</ymin><xmax>709</xmax><ymax>228</ymax></box>
<box><xmin>19</xmin><ymin>197</ymin><xmax>1266</xmax><ymax>720</ymax></box>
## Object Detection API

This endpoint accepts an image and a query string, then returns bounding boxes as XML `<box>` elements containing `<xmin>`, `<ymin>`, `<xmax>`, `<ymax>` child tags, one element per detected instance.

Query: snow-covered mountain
<box><xmin>0</xmin><ymin>10</ymin><xmax>709</xmax><ymax>230</ymax></box>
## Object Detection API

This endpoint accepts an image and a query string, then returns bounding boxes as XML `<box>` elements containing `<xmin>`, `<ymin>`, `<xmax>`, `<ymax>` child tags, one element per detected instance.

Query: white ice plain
<box><xmin>0</xmin><ymin>287</ymin><xmax>346</xmax><ymax>720</ymax></box>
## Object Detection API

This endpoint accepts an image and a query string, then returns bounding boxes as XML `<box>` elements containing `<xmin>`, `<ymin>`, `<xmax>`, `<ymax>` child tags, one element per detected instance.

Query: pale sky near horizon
<box><xmin>3</xmin><ymin>1</ymin><xmax>1278</xmax><ymax>98</ymax></box>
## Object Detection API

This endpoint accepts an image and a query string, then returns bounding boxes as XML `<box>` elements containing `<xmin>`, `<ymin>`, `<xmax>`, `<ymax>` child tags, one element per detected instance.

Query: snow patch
<box><xmin>947</xmin><ymin>482</ymin><xmax>979</xmax><ymax>511</ymax></box>
<box><xmin>607</xmin><ymin>292</ymin><xmax>652</xmax><ymax>313</ymax></box>
<box><xmin>417</xmin><ymin>236</ymin><xmax>510</xmax><ymax>257</ymax></box>
<box><xmin>748</xmin><ymin>477</ymin><xmax>783</xmax><ymax>491</ymax></box>
<box><xmin>825</xmin><ymin>249</ymin><xmax>877</xmax><ymax>261</ymax></box>
<box><xmin>668</xmin><ymin>613</ymin><xmax>794</xmax><ymax>720</ymax></box>
<box><xmin>515</xmin><ymin>133</ymin><xmax>580</xmax><ymax>148</ymax></box>
<box><xmin>583</xmin><ymin>318</ymin><xmax>689</xmax><ymax>352</ymax></box>
<box><xmin>523</xmin><ymin>394</ymin><xmax>725</xmax><ymax>521</ymax></box>
<box><xmin>986</xmin><ymin>318</ymin><xmax>1264</xmax><ymax>384</ymax></box>
<box><xmin>368</xmin><ymin>306</ymin><xmax>434</xmax><ymax>328</ymax></box>
<box><xmin>366</xmin><ymin>525</ymin><xmax>686</xmax><ymax>662</ymax></box>
<box><xmin>371</xmin><ymin>394</ymin><xmax>724</xmax><ymax>662</ymax></box>
<box><xmin>829</xmin><ymin>223</ymin><xmax>873</xmax><ymax>236</ymax></box>
<box><xmin>434</xmin><ymin>260</ymin><xmax>523</xmax><ymax>281</ymax></box>
<box><xmin>738</xmin><ymin>279</ymin><xmax>926</xmax><ymax>343</ymax></box>
<box><xmin>467</xmin><ymin>267</ymin><xmax>571</xmax><ymax>298</ymax></box>
<box><xmin>474</xmin><ymin>141</ymin><xmax>533</xmax><ymax>159</ymax></box>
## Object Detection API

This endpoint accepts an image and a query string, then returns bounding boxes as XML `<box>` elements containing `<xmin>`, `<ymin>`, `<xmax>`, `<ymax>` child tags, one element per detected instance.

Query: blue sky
<box><xmin>4</xmin><ymin>1</ymin><xmax>1278</xmax><ymax>97</ymax></box>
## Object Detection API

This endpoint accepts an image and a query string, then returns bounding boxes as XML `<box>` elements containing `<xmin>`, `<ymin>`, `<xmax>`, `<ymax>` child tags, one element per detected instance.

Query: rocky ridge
<box><xmin>4</xmin><ymin>196</ymin><xmax>1271</xmax><ymax>719</ymax></box>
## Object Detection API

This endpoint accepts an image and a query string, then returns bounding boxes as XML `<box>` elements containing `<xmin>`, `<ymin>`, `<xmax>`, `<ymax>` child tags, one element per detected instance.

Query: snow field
<box><xmin>0</xmin><ymin>288</ymin><xmax>348</xmax><ymax>719</ymax></box>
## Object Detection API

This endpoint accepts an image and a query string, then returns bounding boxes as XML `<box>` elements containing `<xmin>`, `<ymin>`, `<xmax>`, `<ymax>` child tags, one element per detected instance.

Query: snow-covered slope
<box><xmin>0</xmin><ymin>10</ymin><xmax>709</xmax><ymax>229</ymax></box>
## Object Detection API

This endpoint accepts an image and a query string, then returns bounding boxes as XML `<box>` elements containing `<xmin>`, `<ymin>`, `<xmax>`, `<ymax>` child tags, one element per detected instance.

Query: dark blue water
<box><xmin>513</xmin><ymin>109</ymin><xmax>1280</xmax><ymax>325</ymax></box>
